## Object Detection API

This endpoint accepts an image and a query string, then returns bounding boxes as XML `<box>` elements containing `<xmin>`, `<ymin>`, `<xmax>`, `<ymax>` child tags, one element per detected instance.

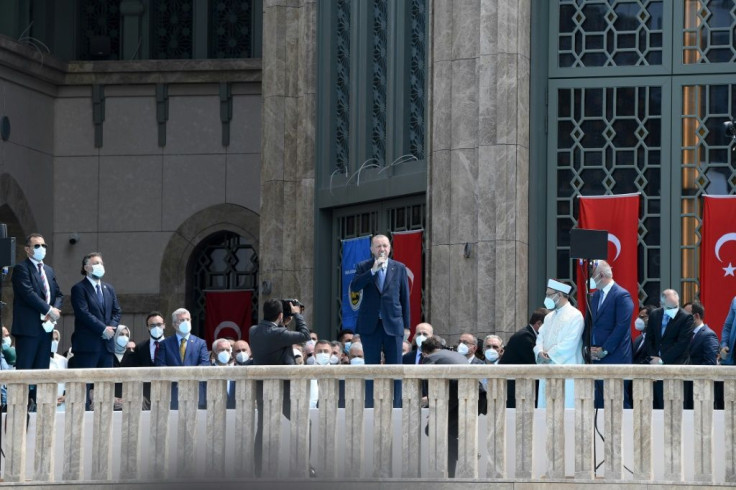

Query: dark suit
<box><xmin>155</xmin><ymin>333</ymin><xmax>209</xmax><ymax>410</ymax></box>
<box><xmin>249</xmin><ymin>314</ymin><xmax>310</xmax><ymax>476</ymax></box>
<box><xmin>590</xmin><ymin>283</ymin><xmax>634</xmax><ymax>408</ymax></box>
<box><xmin>632</xmin><ymin>333</ymin><xmax>649</xmax><ymax>364</ymax></box>
<box><xmin>644</xmin><ymin>307</ymin><xmax>694</xmax><ymax>408</ymax></box>
<box><xmin>351</xmin><ymin>258</ymin><xmax>410</xmax><ymax>408</ymax></box>
<box><xmin>11</xmin><ymin>258</ymin><xmax>64</xmax><ymax>370</ymax></box>
<box><xmin>122</xmin><ymin>337</ymin><xmax>163</xmax><ymax>408</ymax></box>
<box><xmin>423</xmin><ymin>349</ymin><xmax>484</xmax><ymax>478</ymax></box>
<box><xmin>403</xmin><ymin>348</ymin><xmax>422</xmax><ymax>365</ymax></box>
<box><xmin>70</xmin><ymin>278</ymin><xmax>121</xmax><ymax>368</ymax></box>
<box><xmin>499</xmin><ymin>324</ymin><xmax>538</xmax><ymax>408</ymax></box>
<box><xmin>684</xmin><ymin>324</ymin><xmax>719</xmax><ymax>409</ymax></box>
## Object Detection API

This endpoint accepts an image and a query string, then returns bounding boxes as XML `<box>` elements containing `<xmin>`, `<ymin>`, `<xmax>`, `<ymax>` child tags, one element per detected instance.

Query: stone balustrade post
<box><xmin>693</xmin><ymin>378</ymin><xmax>714</xmax><ymax>482</ymax></box>
<box><xmin>234</xmin><ymin>378</ymin><xmax>257</xmax><ymax>478</ymax></box>
<box><xmin>723</xmin><ymin>379</ymin><xmax>736</xmax><ymax>482</ymax></box>
<box><xmin>545</xmin><ymin>378</ymin><xmax>565</xmax><ymax>478</ymax></box>
<box><xmin>485</xmin><ymin>377</ymin><xmax>506</xmax><ymax>478</ymax></box>
<box><xmin>633</xmin><ymin>378</ymin><xmax>653</xmax><ymax>480</ymax></box>
<box><xmin>574</xmin><ymin>377</ymin><xmax>594</xmax><ymax>479</ymax></box>
<box><xmin>515</xmin><ymin>377</ymin><xmax>535</xmax><ymax>478</ymax></box>
<box><xmin>603</xmin><ymin>377</ymin><xmax>624</xmax><ymax>480</ymax></box>
<box><xmin>4</xmin><ymin>383</ymin><xmax>29</xmax><ymax>482</ymax></box>
<box><xmin>427</xmin><ymin>378</ymin><xmax>449</xmax><ymax>478</ymax></box>
<box><xmin>176</xmin><ymin>380</ymin><xmax>200</xmax><ymax>478</ymax></box>
<box><xmin>344</xmin><ymin>377</ymin><xmax>366</xmax><ymax>478</ymax></box>
<box><xmin>262</xmin><ymin>379</ymin><xmax>283</xmax><ymax>478</ymax></box>
<box><xmin>401</xmin><ymin>377</ymin><xmax>423</xmax><ymax>477</ymax></box>
<box><xmin>663</xmin><ymin>378</ymin><xmax>684</xmax><ymax>481</ymax></box>
<box><xmin>456</xmin><ymin>378</ymin><xmax>479</xmax><ymax>478</ymax></box>
<box><xmin>91</xmin><ymin>381</ymin><xmax>115</xmax><ymax>480</ymax></box>
<box><xmin>288</xmin><ymin>378</ymin><xmax>311</xmax><ymax>478</ymax></box>
<box><xmin>317</xmin><ymin>377</ymin><xmax>340</xmax><ymax>478</ymax></box>
<box><xmin>372</xmin><ymin>377</ymin><xmax>394</xmax><ymax>478</ymax></box>
<box><xmin>63</xmin><ymin>381</ymin><xmax>87</xmax><ymax>480</ymax></box>
<box><xmin>33</xmin><ymin>382</ymin><xmax>57</xmax><ymax>481</ymax></box>
<box><xmin>120</xmin><ymin>381</ymin><xmax>143</xmax><ymax>480</ymax></box>
<box><xmin>149</xmin><ymin>380</ymin><xmax>171</xmax><ymax>478</ymax></box>
<box><xmin>205</xmin><ymin>379</ymin><xmax>228</xmax><ymax>476</ymax></box>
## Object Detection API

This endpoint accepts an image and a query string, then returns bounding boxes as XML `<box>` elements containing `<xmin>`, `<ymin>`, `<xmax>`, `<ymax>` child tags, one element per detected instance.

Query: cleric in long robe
<box><xmin>534</xmin><ymin>279</ymin><xmax>585</xmax><ymax>408</ymax></box>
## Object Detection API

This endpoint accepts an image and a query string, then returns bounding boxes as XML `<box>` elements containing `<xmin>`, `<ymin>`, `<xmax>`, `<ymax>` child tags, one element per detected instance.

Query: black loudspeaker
<box><xmin>0</xmin><ymin>237</ymin><xmax>15</xmax><ymax>267</ymax></box>
<box><xmin>570</xmin><ymin>228</ymin><xmax>608</xmax><ymax>260</ymax></box>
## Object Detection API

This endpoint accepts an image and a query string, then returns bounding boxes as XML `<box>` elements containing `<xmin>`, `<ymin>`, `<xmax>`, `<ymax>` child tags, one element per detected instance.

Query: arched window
<box><xmin>186</xmin><ymin>231</ymin><xmax>258</xmax><ymax>336</ymax></box>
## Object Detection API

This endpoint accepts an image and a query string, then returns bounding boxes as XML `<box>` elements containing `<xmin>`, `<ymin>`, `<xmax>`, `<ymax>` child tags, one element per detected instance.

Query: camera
<box><xmin>725</xmin><ymin>120</ymin><xmax>736</xmax><ymax>137</ymax></box>
<box><xmin>282</xmin><ymin>298</ymin><xmax>304</xmax><ymax>317</ymax></box>
<box><xmin>69</xmin><ymin>233</ymin><xmax>79</xmax><ymax>245</ymax></box>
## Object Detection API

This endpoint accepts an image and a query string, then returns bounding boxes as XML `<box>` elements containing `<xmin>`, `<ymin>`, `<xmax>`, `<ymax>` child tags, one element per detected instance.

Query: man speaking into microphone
<box><xmin>350</xmin><ymin>234</ymin><xmax>410</xmax><ymax>407</ymax></box>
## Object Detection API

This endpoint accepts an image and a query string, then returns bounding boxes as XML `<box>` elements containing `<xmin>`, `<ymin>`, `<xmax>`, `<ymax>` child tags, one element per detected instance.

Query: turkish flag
<box><xmin>575</xmin><ymin>194</ymin><xmax>640</xmax><ymax>335</ymax></box>
<box><xmin>204</xmin><ymin>290</ymin><xmax>253</xmax><ymax>347</ymax></box>
<box><xmin>700</xmin><ymin>195</ymin><xmax>736</xmax><ymax>339</ymax></box>
<box><xmin>391</xmin><ymin>230</ymin><xmax>423</xmax><ymax>339</ymax></box>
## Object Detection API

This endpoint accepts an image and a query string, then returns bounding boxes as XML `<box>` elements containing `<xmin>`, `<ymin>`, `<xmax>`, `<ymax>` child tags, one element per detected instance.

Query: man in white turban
<box><xmin>534</xmin><ymin>279</ymin><xmax>584</xmax><ymax>408</ymax></box>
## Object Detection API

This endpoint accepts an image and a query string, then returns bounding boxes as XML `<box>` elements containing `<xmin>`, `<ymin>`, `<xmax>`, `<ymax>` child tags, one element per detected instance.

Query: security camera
<box><xmin>69</xmin><ymin>233</ymin><xmax>79</xmax><ymax>245</ymax></box>
<box><xmin>725</xmin><ymin>120</ymin><xmax>736</xmax><ymax>137</ymax></box>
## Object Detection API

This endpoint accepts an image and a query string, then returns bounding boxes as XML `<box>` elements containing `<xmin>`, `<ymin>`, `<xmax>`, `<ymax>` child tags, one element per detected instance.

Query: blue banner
<box><xmin>341</xmin><ymin>236</ymin><xmax>371</xmax><ymax>331</ymax></box>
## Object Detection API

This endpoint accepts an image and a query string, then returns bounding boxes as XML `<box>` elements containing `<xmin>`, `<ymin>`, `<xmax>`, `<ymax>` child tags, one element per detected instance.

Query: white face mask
<box><xmin>544</xmin><ymin>293</ymin><xmax>559</xmax><ymax>310</ymax></box>
<box><xmin>116</xmin><ymin>335</ymin><xmax>129</xmax><ymax>348</ymax></box>
<box><xmin>51</xmin><ymin>340</ymin><xmax>59</xmax><ymax>354</ymax></box>
<box><xmin>315</xmin><ymin>352</ymin><xmax>330</xmax><ymax>365</ymax></box>
<box><xmin>350</xmin><ymin>357</ymin><xmax>365</xmax><ymax>365</ymax></box>
<box><xmin>91</xmin><ymin>263</ymin><xmax>105</xmax><ymax>279</ymax></box>
<box><xmin>217</xmin><ymin>351</ymin><xmax>231</xmax><ymax>364</ymax></box>
<box><xmin>235</xmin><ymin>351</ymin><xmax>250</xmax><ymax>364</ymax></box>
<box><xmin>2</xmin><ymin>336</ymin><xmax>10</xmax><ymax>348</ymax></box>
<box><xmin>634</xmin><ymin>318</ymin><xmax>646</xmax><ymax>331</ymax></box>
<box><xmin>149</xmin><ymin>326</ymin><xmax>164</xmax><ymax>339</ymax></box>
<box><xmin>415</xmin><ymin>334</ymin><xmax>427</xmax><ymax>348</ymax></box>
<box><xmin>456</xmin><ymin>343</ymin><xmax>469</xmax><ymax>356</ymax></box>
<box><xmin>32</xmin><ymin>246</ymin><xmax>46</xmax><ymax>262</ymax></box>
<box><xmin>329</xmin><ymin>355</ymin><xmax>340</xmax><ymax>365</ymax></box>
<box><xmin>485</xmin><ymin>348</ymin><xmax>499</xmax><ymax>362</ymax></box>
<box><xmin>306</xmin><ymin>356</ymin><xmax>315</xmax><ymax>365</ymax></box>
<box><xmin>178</xmin><ymin>320</ymin><xmax>191</xmax><ymax>335</ymax></box>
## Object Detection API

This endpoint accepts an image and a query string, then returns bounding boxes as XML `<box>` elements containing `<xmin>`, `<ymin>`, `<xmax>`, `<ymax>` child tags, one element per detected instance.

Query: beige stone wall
<box><xmin>429</xmin><ymin>0</ymin><xmax>531</xmax><ymax>343</ymax></box>
<box><xmin>0</xmin><ymin>38</ymin><xmax>264</xmax><ymax>348</ymax></box>
<box><xmin>258</xmin><ymin>0</ymin><xmax>316</xmax><ymax>325</ymax></box>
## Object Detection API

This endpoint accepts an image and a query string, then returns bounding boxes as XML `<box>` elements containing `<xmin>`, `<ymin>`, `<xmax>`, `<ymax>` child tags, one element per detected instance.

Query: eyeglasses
<box><xmin>32</xmin><ymin>244</ymin><xmax>48</xmax><ymax>249</ymax></box>
<box><xmin>148</xmin><ymin>323</ymin><xmax>164</xmax><ymax>328</ymax></box>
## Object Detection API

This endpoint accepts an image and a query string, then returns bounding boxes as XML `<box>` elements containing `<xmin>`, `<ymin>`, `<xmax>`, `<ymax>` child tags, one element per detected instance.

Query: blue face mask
<box><xmin>32</xmin><ymin>247</ymin><xmax>46</xmax><ymax>262</ymax></box>
<box><xmin>344</xmin><ymin>341</ymin><xmax>352</xmax><ymax>355</ymax></box>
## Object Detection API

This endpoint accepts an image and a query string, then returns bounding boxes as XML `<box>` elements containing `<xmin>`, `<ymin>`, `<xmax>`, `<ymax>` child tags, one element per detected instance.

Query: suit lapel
<box><xmin>27</xmin><ymin>260</ymin><xmax>44</xmax><ymax>295</ymax></box>
<box><xmin>383</xmin><ymin>260</ymin><xmax>395</xmax><ymax>290</ymax></box>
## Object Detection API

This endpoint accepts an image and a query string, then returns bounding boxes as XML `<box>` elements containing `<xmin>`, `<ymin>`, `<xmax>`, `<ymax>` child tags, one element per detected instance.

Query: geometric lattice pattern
<box><xmin>152</xmin><ymin>0</ymin><xmax>194</xmax><ymax>59</ymax></box>
<box><xmin>555</xmin><ymin>85</ymin><xmax>663</xmax><ymax>305</ymax></box>
<box><xmin>557</xmin><ymin>0</ymin><xmax>664</xmax><ymax>67</ymax></box>
<box><xmin>189</xmin><ymin>231</ymin><xmax>259</xmax><ymax>335</ymax></box>
<box><xmin>371</xmin><ymin>0</ymin><xmax>388</xmax><ymax>167</ymax></box>
<box><xmin>683</xmin><ymin>0</ymin><xmax>736</xmax><ymax>63</ymax></box>
<box><xmin>208</xmin><ymin>0</ymin><xmax>252</xmax><ymax>59</ymax></box>
<box><xmin>78</xmin><ymin>0</ymin><xmax>121</xmax><ymax>60</ymax></box>
<box><xmin>680</xmin><ymin>82</ymin><xmax>736</xmax><ymax>298</ymax></box>
<box><xmin>335</xmin><ymin>0</ymin><xmax>351</xmax><ymax>171</ymax></box>
<box><xmin>409</xmin><ymin>0</ymin><xmax>426</xmax><ymax>160</ymax></box>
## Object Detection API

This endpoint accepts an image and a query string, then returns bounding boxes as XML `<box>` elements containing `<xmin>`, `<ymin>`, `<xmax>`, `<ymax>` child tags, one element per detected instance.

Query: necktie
<box><xmin>37</xmin><ymin>263</ymin><xmax>50</xmax><ymax>303</ymax></box>
<box><xmin>598</xmin><ymin>291</ymin><xmax>605</xmax><ymax>309</ymax></box>
<box><xmin>179</xmin><ymin>337</ymin><xmax>187</xmax><ymax>363</ymax></box>
<box><xmin>378</xmin><ymin>267</ymin><xmax>386</xmax><ymax>292</ymax></box>
<box><xmin>153</xmin><ymin>341</ymin><xmax>160</xmax><ymax>362</ymax></box>
<box><xmin>635</xmin><ymin>333</ymin><xmax>646</xmax><ymax>353</ymax></box>
<box><xmin>96</xmin><ymin>284</ymin><xmax>104</xmax><ymax>306</ymax></box>
<box><xmin>661</xmin><ymin>314</ymin><xmax>670</xmax><ymax>337</ymax></box>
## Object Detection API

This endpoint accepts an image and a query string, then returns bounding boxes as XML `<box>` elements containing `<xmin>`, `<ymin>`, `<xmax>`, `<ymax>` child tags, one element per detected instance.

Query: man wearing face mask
<box><xmin>2</xmin><ymin>325</ymin><xmax>16</xmax><ymax>367</ymax></box>
<box><xmin>233</xmin><ymin>340</ymin><xmax>252</xmax><ymax>365</ymax></box>
<box><xmin>70</xmin><ymin>252</ymin><xmax>121</xmax><ymax>370</ymax></box>
<box><xmin>348</xmin><ymin>342</ymin><xmax>365</xmax><ymax>365</ymax></box>
<box><xmin>632</xmin><ymin>306</ymin><xmax>655</xmax><ymax>364</ymax></box>
<box><xmin>155</xmin><ymin>308</ymin><xmax>209</xmax><ymax>409</ymax></box>
<box><xmin>11</xmin><ymin>233</ymin><xmax>64</xmax><ymax>371</ymax></box>
<box><xmin>483</xmin><ymin>335</ymin><xmax>504</xmax><ymax>364</ymax></box>
<box><xmin>499</xmin><ymin>309</ymin><xmax>548</xmax><ymax>408</ymax></box>
<box><xmin>123</xmin><ymin>311</ymin><xmax>167</xmax><ymax>409</ymax></box>
<box><xmin>457</xmin><ymin>333</ymin><xmax>484</xmax><ymax>365</ymax></box>
<box><xmin>206</xmin><ymin>339</ymin><xmax>236</xmax><ymax>409</ymax></box>
<box><xmin>682</xmin><ymin>302</ymin><xmax>718</xmax><ymax>409</ymax></box>
<box><xmin>644</xmin><ymin>289</ymin><xmax>694</xmax><ymax>409</ymax></box>
<box><xmin>403</xmin><ymin>323</ymin><xmax>434</xmax><ymax>364</ymax></box>
<box><xmin>534</xmin><ymin>279</ymin><xmax>584</xmax><ymax>408</ymax></box>
<box><xmin>587</xmin><ymin>261</ymin><xmax>634</xmax><ymax>408</ymax></box>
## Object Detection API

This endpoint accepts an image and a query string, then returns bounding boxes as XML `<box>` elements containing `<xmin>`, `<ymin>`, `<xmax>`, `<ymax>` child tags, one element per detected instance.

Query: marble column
<box><xmin>259</xmin><ymin>0</ymin><xmax>317</xmax><ymax>319</ymax></box>
<box><xmin>429</xmin><ymin>0</ymin><xmax>531</xmax><ymax>341</ymax></box>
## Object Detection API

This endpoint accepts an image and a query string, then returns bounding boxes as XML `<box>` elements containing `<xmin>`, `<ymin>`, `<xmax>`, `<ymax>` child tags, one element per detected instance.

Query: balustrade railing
<box><xmin>0</xmin><ymin>364</ymin><xmax>735</xmax><ymax>484</ymax></box>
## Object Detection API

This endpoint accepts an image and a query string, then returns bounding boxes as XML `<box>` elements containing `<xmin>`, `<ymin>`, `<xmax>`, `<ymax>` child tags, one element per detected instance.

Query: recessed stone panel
<box><xmin>99</xmin><ymin>155</ymin><xmax>162</xmax><ymax>232</ymax></box>
<box><xmin>53</xmin><ymin>156</ymin><xmax>100</xmax><ymax>233</ymax></box>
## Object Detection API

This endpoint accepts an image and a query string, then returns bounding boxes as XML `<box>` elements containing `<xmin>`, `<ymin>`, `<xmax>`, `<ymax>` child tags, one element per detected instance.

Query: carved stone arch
<box><xmin>0</xmin><ymin>173</ymin><xmax>39</xmax><ymax>324</ymax></box>
<box><xmin>159</xmin><ymin>203</ymin><xmax>259</xmax><ymax>321</ymax></box>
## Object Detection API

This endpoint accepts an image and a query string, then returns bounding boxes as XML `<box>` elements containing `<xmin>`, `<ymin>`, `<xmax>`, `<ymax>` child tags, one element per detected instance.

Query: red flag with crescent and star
<box><xmin>391</xmin><ymin>230</ymin><xmax>423</xmax><ymax>339</ymax></box>
<box><xmin>575</xmin><ymin>194</ymin><xmax>640</xmax><ymax>336</ymax></box>
<box><xmin>700</xmin><ymin>195</ymin><xmax>736</xmax><ymax>339</ymax></box>
<box><xmin>204</xmin><ymin>290</ymin><xmax>253</xmax><ymax>347</ymax></box>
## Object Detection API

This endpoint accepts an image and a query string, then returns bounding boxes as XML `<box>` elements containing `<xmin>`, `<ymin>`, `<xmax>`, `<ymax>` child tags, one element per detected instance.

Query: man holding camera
<box><xmin>249</xmin><ymin>298</ymin><xmax>310</xmax><ymax>476</ymax></box>
<box><xmin>249</xmin><ymin>299</ymin><xmax>309</xmax><ymax>365</ymax></box>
